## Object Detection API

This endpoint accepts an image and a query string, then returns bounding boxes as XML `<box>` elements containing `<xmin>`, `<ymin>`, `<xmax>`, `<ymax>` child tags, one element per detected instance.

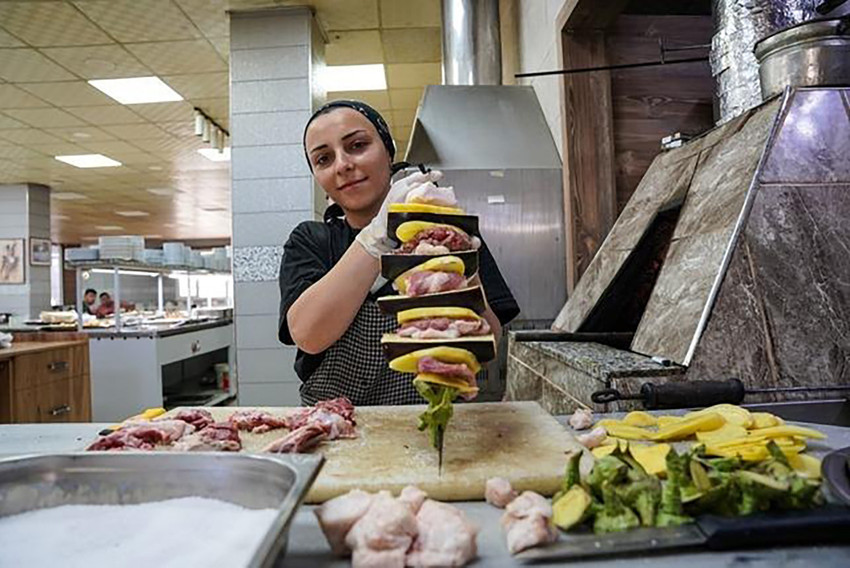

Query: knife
<box><xmin>514</xmin><ymin>506</ymin><xmax>850</xmax><ymax>563</ymax></box>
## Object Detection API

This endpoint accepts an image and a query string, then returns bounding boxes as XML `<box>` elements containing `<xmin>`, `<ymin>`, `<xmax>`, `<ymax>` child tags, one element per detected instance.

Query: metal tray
<box><xmin>0</xmin><ymin>452</ymin><xmax>323</xmax><ymax>567</ymax></box>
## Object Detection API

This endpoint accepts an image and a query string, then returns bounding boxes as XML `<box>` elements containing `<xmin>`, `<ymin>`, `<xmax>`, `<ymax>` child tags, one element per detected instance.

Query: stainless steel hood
<box><xmin>405</xmin><ymin>84</ymin><xmax>562</xmax><ymax>170</ymax></box>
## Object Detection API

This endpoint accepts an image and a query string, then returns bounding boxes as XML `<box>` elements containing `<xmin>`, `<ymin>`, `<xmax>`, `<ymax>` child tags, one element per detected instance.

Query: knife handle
<box><xmin>699</xmin><ymin>506</ymin><xmax>850</xmax><ymax>550</ymax></box>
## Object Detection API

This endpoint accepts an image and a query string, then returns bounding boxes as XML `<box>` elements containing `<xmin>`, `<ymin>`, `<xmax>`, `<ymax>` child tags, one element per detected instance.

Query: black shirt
<box><xmin>278</xmin><ymin>204</ymin><xmax>520</xmax><ymax>382</ymax></box>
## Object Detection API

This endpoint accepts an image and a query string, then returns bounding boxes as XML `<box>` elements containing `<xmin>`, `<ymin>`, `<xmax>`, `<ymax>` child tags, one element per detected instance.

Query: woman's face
<box><xmin>305</xmin><ymin>108</ymin><xmax>392</xmax><ymax>226</ymax></box>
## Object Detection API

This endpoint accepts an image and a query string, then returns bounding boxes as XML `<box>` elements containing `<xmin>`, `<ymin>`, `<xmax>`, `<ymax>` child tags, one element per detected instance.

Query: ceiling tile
<box><xmin>175</xmin><ymin>0</ymin><xmax>229</xmax><ymax>37</ymax></box>
<box><xmin>325</xmin><ymin>30</ymin><xmax>383</xmax><ymax>65</ymax></box>
<box><xmin>380</xmin><ymin>0</ymin><xmax>441</xmax><ymax>28</ymax></box>
<box><xmin>5</xmin><ymin>108</ymin><xmax>85</xmax><ymax>128</ymax></box>
<box><xmin>0</xmin><ymin>84</ymin><xmax>52</xmax><ymax>109</ymax></box>
<box><xmin>0</xmin><ymin>114</ymin><xmax>27</xmax><ymax>129</ymax></box>
<box><xmin>0</xmin><ymin>28</ymin><xmax>25</xmax><ymax>48</ymax></box>
<box><xmin>0</xmin><ymin>144</ymin><xmax>50</xmax><ymax>159</ymax></box>
<box><xmin>126</xmin><ymin>40</ymin><xmax>227</xmax><ymax>75</ymax></box>
<box><xmin>162</xmin><ymin>72</ymin><xmax>228</xmax><ymax>99</ymax></box>
<box><xmin>102</xmin><ymin>123</ymin><xmax>171</xmax><ymax>140</ymax></box>
<box><xmin>18</xmin><ymin>81</ymin><xmax>115</xmax><ymax>107</ymax></box>
<box><xmin>0</xmin><ymin>49</ymin><xmax>76</xmax><ymax>82</ymax></box>
<box><xmin>326</xmin><ymin>90</ymin><xmax>391</xmax><ymax>110</ymax></box>
<box><xmin>23</xmin><ymin>142</ymin><xmax>93</xmax><ymax>157</ymax></box>
<box><xmin>79</xmin><ymin>139</ymin><xmax>148</xmax><ymax>155</ymax></box>
<box><xmin>73</xmin><ymin>0</ymin><xmax>203</xmax><ymax>42</ymax></box>
<box><xmin>314</xmin><ymin>0</ymin><xmax>379</xmax><ymax>31</ymax></box>
<box><xmin>66</xmin><ymin>105</ymin><xmax>145</xmax><ymax>125</ymax></box>
<box><xmin>0</xmin><ymin>1</ymin><xmax>112</xmax><ymax>47</ymax></box>
<box><xmin>157</xmin><ymin>121</ymin><xmax>197</xmax><ymax>138</ymax></box>
<box><xmin>45</xmin><ymin>126</ymin><xmax>116</xmax><ymax>143</ymax></box>
<box><xmin>207</xmin><ymin>36</ymin><xmax>229</xmax><ymax>62</ymax></box>
<box><xmin>389</xmin><ymin>87</ymin><xmax>424</xmax><ymax>109</ymax></box>
<box><xmin>131</xmin><ymin>101</ymin><xmax>195</xmax><ymax>123</ymax></box>
<box><xmin>386</xmin><ymin>63</ymin><xmax>441</xmax><ymax>89</ymax></box>
<box><xmin>390</xmin><ymin>108</ymin><xmax>416</xmax><ymax>127</ymax></box>
<box><xmin>0</xmin><ymin>128</ymin><xmax>63</xmax><ymax>145</ymax></box>
<box><xmin>381</xmin><ymin>28</ymin><xmax>441</xmax><ymax>64</ymax></box>
<box><xmin>40</xmin><ymin>45</ymin><xmax>152</xmax><ymax>79</ymax></box>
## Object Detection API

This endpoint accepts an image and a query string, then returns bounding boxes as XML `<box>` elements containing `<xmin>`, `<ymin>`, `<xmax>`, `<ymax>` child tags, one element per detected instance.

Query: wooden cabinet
<box><xmin>0</xmin><ymin>339</ymin><xmax>91</xmax><ymax>424</ymax></box>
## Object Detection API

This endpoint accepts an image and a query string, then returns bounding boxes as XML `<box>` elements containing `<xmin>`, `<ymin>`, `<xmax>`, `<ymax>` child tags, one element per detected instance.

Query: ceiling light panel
<box><xmin>88</xmin><ymin>76</ymin><xmax>184</xmax><ymax>105</ymax></box>
<box><xmin>115</xmin><ymin>210</ymin><xmax>149</xmax><ymax>217</ymax></box>
<box><xmin>55</xmin><ymin>154</ymin><xmax>122</xmax><ymax>168</ymax></box>
<box><xmin>323</xmin><ymin>64</ymin><xmax>387</xmax><ymax>92</ymax></box>
<box><xmin>51</xmin><ymin>192</ymin><xmax>89</xmax><ymax>200</ymax></box>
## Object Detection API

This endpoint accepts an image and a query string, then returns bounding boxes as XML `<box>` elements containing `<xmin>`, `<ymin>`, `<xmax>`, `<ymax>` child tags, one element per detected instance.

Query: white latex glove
<box><xmin>355</xmin><ymin>169</ymin><xmax>443</xmax><ymax>258</ymax></box>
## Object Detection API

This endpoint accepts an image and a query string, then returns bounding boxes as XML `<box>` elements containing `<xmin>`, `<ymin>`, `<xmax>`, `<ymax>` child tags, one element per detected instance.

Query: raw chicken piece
<box><xmin>399</xmin><ymin>486</ymin><xmax>427</xmax><ymax>514</ymax></box>
<box><xmin>501</xmin><ymin>491</ymin><xmax>557</xmax><ymax>555</ymax></box>
<box><xmin>405</xmin><ymin>181</ymin><xmax>455</xmax><ymax>207</ymax></box>
<box><xmin>171</xmin><ymin>408</ymin><xmax>214</xmax><ymax>431</ymax></box>
<box><xmin>504</xmin><ymin>514</ymin><xmax>558</xmax><ymax>555</ymax></box>
<box><xmin>121</xmin><ymin>419</ymin><xmax>195</xmax><ymax>443</ymax></box>
<box><xmin>315</xmin><ymin>489</ymin><xmax>375</xmax><ymax>555</ymax></box>
<box><xmin>485</xmin><ymin>477</ymin><xmax>517</xmax><ymax>508</ymax></box>
<box><xmin>345</xmin><ymin>491</ymin><xmax>418</xmax><ymax>568</ymax></box>
<box><xmin>87</xmin><ymin>420</ymin><xmax>194</xmax><ymax>451</ymax></box>
<box><xmin>576</xmin><ymin>426</ymin><xmax>607</xmax><ymax>449</ymax></box>
<box><xmin>568</xmin><ymin>408</ymin><xmax>594</xmax><ymax>430</ymax></box>
<box><xmin>406</xmin><ymin>499</ymin><xmax>478</xmax><ymax>567</ymax></box>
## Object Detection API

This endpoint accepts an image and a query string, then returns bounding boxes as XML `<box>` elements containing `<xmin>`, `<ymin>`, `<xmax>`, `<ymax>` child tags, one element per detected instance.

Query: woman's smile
<box><xmin>337</xmin><ymin>177</ymin><xmax>369</xmax><ymax>192</ymax></box>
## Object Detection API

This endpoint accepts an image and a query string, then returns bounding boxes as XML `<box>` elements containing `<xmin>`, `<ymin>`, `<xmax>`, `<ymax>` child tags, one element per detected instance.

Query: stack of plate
<box><xmin>98</xmin><ymin>236</ymin><xmax>144</xmax><ymax>261</ymax></box>
<box><xmin>163</xmin><ymin>242</ymin><xmax>186</xmax><ymax>266</ymax></box>
<box><xmin>143</xmin><ymin>249</ymin><xmax>164</xmax><ymax>266</ymax></box>
<box><xmin>65</xmin><ymin>247</ymin><xmax>100</xmax><ymax>262</ymax></box>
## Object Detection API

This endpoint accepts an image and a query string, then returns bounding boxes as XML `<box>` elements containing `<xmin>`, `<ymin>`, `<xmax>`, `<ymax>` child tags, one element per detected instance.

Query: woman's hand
<box><xmin>355</xmin><ymin>169</ymin><xmax>443</xmax><ymax>257</ymax></box>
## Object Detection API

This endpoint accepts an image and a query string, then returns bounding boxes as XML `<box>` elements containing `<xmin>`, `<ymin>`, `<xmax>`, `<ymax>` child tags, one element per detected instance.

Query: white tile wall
<box><xmin>0</xmin><ymin>183</ymin><xmax>50</xmax><ymax>315</ymax></box>
<box><xmin>517</xmin><ymin>0</ymin><xmax>565</xmax><ymax>158</ymax></box>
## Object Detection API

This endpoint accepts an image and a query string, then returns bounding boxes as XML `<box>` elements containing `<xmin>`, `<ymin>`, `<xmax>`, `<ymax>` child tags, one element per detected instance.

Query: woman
<box><xmin>278</xmin><ymin>100</ymin><xmax>519</xmax><ymax>405</ymax></box>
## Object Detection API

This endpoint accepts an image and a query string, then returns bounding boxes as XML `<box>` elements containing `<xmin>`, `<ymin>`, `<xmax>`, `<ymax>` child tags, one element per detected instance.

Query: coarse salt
<box><xmin>0</xmin><ymin>496</ymin><xmax>278</xmax><ymax>568</ymax></box>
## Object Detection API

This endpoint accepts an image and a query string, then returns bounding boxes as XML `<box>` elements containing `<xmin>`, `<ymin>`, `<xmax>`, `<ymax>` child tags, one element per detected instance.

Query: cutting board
<box><xmin>159</xmin><ymin>401</ymin><xmax>583</xmax><ymax>503</ymax></box>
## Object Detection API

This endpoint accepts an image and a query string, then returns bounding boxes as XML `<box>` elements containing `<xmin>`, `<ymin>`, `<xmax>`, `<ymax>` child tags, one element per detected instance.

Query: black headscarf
<box><xmin>303</xmin><ymin>100</ymin><xmax>402</xmax><ymax>172</ymax></box>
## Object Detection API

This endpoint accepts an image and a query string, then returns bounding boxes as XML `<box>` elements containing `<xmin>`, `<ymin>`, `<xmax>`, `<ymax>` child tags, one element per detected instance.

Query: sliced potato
<box><xmin>751</xmin><ymin>411</ymin><xmax>784</xmax><ymax>429</ymax></box>
<box><xmin>629</xmin><ymin>443</ymin><xmax>671</xmax><ymax>477</ymax></box>
<box><xmin>696</xmin><ymin>423</ymin><xmax>748</xmax><ymax>444</ymax></box>
<box><xmin>653</xmin><ymin>412</ymin><xmax>725</xmax><ymax>441</ymax></box>
<box><xmin>685</xmin><ymin>404</ymin><xmax>752</xmax><ymax>428</ymax></box>
<box><xmin>623</xmin><ymin>410</ymin><xmax>658</xmax><ymax>427</ymax></box>
<box><xmin>656</xmin><ymin>415</ymin><xmax>684</xmax><ymax>428</ymax></box>
<box><xmin>389</xmin><ymin>346</ymin><xmax>481</xmax><ymax>374</ymax></box>
<box><xmin>788</xmin><ymin>453</ymin><xmax>822</xmax><ymax>479</ymax></box>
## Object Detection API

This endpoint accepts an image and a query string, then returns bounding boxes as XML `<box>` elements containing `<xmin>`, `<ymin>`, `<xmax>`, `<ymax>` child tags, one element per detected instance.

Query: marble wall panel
<box><xmin>632</xmin><ymin>228</ymin><xmax>733</xmax><ymax>362</ymax></box>
<box><xmin>674</xmin><ymin>98</ymin><xmax>780</xmax><ymax>240</ymax></box>
<box><xmin>744</xmin><ymin>184</ymin><xmax>850</xmax><ymax>390</ymax></box>
<box><xmin>552</xmin><ymin>249</ymin><xmax>631</xmax><ymax>331</ymax></box>
<box><xmin>760</xmin><ymin>89</ymin><xmax>850</xmax><ymax>185</ymax></box>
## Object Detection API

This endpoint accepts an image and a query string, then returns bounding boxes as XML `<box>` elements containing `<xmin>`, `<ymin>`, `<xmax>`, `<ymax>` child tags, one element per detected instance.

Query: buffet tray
<box><xmin>0</xmin><ymin>452</ymin><xmax>323</xmax><ymax>567</ymax></box>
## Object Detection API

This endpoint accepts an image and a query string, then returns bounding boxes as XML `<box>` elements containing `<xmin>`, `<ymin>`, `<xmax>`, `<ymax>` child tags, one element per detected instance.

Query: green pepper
<box><xmin>656</xmin><ymin>449</ymin><xmax>694</xmax><ymax>527</ymax></box>
<box><xmin>593</xmin><ymin>482</ymin><xmax>640</xmax><ymax>534</ymax></box>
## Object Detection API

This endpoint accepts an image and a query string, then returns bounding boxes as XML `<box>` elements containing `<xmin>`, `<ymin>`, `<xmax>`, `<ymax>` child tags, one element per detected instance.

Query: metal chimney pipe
<box><xmin>441</xmin><ymin>0</ymin><xmax>501</xmax><ymax>85</ymax></box>
<box><xmin>711</xmin><ymin>0</ymin><xmax>817</xmax><ymax>123</ymax></box>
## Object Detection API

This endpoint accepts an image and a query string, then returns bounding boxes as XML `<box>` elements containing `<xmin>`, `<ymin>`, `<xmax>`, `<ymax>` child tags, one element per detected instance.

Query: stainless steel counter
<box><xmin>1</xmin><ymin>416</ymin><xmax>849</xmax><ymax>567</ymax></box>
<box><xmin>0</xmin><ymin>318</ymin><xmax>233</xmax><ymax>339</ymax></box>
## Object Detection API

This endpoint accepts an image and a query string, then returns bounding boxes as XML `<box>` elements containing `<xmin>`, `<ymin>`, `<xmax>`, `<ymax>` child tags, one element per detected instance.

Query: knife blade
<box><xmin>515</xmin><ymin>506</ymin><xmax>850</xmax><ymax>563</ymax></box>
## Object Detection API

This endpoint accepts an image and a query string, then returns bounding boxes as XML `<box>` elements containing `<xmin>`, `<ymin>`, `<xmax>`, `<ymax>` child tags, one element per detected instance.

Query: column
<box><xmin>0</xmin><ymin>183</ymin><xmax>51</xmax><ymax>318</ymax></box>
<box><xmin>229</xmin><ymin>6</ymin><xmax>325</xmax><ymax>406</ymax></box>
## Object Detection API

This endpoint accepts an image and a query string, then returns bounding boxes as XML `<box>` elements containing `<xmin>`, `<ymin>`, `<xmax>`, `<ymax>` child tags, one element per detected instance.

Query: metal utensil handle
<box><xmin>49</xmin><ymin>404</ymin><xmax>71</xmax><ymax>416</ymax></box>
<box><xmin>47</xmin><ymin>361</ymin><xmax>68</xmax><ymax>372</ymax></box>
<box><xmin>641</xmin><ymin>379</ymin><xmax>747</xmax><ymax>409</ymax></box>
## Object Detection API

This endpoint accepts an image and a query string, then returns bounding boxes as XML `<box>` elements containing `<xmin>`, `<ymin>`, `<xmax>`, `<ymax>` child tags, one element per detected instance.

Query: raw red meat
<box><xmin>405</xmin><ymin>271</ymin><xmax>466</xmax><ymax>297</ymax></box>
<box><xmin>173</xmin><ymin>408</ymin><xmax>214</xmax><ymax>431</ymax></box>
<box><xmin>175</xmin><ymin>422</ymin><xmax>242</xmax><ymax>452</ymax></box>
<box><xmin>397</xmin><ymin>317</ymin><xmax>490</xmax><ymax>339</ymax></box>
<box><xmin>262</xmin><ymin>423</ymin><xmax>327</xmax><ymax>454</ymax></box>
<box><xmin>227</xmin><ymin>409</ymin><xmax>289</xmax><ymax>433</ymax></box>
<box><xmin>400</xmin><ymin>226</ymin><xmax>475</xmax><ymax>254</ymax></box>
<box><xmin>86</xmin><ymin>420</ymin><xmax>193</xmax><ymax>451</ymax></box>
<box><xmin>286</xmin><ymin>397</ymin><xmax>356</xmax><ymax>430</ymax></box>
<box><xmin>417</xmin><ymin>357</ymin><xmax>476</xmax><ymax>383</ymax></box>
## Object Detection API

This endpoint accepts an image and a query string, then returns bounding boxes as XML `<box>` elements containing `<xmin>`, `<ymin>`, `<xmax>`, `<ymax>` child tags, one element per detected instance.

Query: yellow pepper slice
<box><xmin>623</xmin><ymin>411</ymin><xmax>658</xmax><ymax>427</ymax></box>
<box><xmin>653</xmin><ymin>412</ymin><xmax>725</xmax><ymax>441</ymax></box>
<box><xmin>750</xmin><ymin>412</ymin><xmax>784</xmax><ymax>429</ymax></box>
<box><xmin>685</xmin><ymin>404</ymin><xmax>752</xmax><ymax>428</ymax></box>
<box><xmin>629</xmin><ymin>443</ymin><xmax>671</xmax><ymax>477</ymax></box>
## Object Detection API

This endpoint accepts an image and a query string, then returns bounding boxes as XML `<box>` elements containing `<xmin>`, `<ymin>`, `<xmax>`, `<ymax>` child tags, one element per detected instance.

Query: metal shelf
<box><xmin>65</xmin><ymin>259</ymin><xmax>231</xmax><ymax>275</ymax></box>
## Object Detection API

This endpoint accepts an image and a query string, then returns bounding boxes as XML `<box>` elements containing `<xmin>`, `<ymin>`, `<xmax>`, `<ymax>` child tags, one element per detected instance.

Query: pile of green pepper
<box><xmin>552</xmin><ymin>441</ymin><xmax>823</xmax><ymax>534</ymax></box>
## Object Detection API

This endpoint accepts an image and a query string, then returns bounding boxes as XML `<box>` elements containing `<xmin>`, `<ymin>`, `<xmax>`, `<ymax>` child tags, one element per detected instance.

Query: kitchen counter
<box><xmin>0</xmin><ymin>317</ymin><xmax>232</xmax><ymax>339</ymax></box>
<box><xmin>0</xmin><ymin>338</ymin><xmax>86</xmax><ymax>360</ymax></box>
<box><xmin>0</xmin><ymin>415</ymin><xmax>849</xmax><ymax>567</ymax></box>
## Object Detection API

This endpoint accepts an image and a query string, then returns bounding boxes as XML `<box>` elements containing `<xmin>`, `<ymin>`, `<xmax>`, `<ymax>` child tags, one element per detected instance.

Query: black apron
<box><xmin>300</xmin><ymin>297</ymin><xmax>420</xmax><ymax>406</ymax></box>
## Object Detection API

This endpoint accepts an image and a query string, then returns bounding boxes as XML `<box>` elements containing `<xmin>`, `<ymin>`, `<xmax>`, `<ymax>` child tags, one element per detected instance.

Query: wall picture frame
<box><xmin>30</xmin><ymin>237</ymin><xmax>51</xmax><ymax>266</ymax></box>
<box><xmin>0</xmin><ymin>238</ymin><xmax>25</xmax><ymax>284</ymax></box>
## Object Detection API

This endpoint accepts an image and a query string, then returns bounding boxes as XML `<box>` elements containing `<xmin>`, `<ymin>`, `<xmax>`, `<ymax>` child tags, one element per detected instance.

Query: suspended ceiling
<box><xmin>0</xmin><ymin>0</ymin><xmax>442</xmax><ymax>245</ymax></box>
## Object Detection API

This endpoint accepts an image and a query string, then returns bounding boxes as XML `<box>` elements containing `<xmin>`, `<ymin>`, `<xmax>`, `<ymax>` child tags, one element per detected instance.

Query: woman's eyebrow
<box><xmin>308</xmin><ymin>129</ymin><xmax>366</xmax><ymax>154</ymax></box>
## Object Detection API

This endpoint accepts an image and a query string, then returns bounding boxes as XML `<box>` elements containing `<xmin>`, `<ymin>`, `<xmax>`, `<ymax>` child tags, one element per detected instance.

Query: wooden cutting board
<box><xmin>159</xmin><ymin>401</ymin><xmax>582</xmax><ymax>503</ymax></box>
